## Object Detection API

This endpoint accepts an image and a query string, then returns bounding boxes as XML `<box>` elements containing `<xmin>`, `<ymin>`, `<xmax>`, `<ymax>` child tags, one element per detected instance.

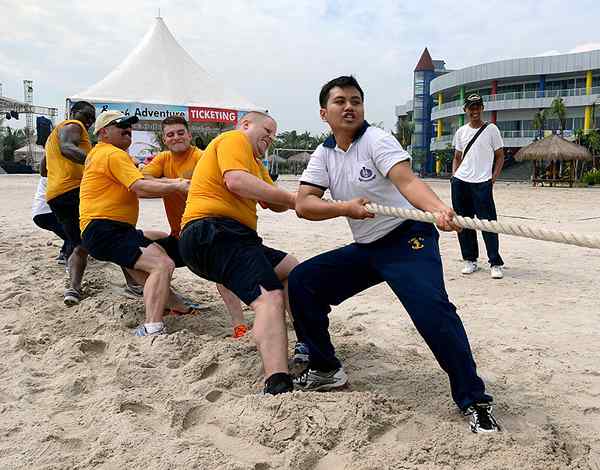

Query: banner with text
<box><xmin>189</xmin><ymin>107</ymin><xmax>238</xmax><ymax>124</ymax></box>
<box><xmin>93</xmin><ymin>102</ymin><xmax>188</xmax><ymax>121</ymax></box>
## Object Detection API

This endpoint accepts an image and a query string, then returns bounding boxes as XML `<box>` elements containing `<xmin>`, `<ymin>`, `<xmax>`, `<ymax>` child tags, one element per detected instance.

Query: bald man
<box><xmin>179</xmin><ymin>112</ymin><xmax>297</xmax><ymax>395</ymax></box>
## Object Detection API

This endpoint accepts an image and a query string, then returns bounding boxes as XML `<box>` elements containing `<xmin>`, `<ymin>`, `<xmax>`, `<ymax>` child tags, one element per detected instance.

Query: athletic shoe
<box><xmin>134</xmin><ymin>324</ymin><xmax>167</xmax><ymax>337</ymax></box>
<box><xmin>263</xmin><ymin>372</ymin><xmax>294</xmax><ymax>395</ymax></box>
<box><xmin>124</xmin><ymin>284</ymin><xmax>144</xmax><ymax>298</ymax></box>
<box><xmin>491</xmin><ymin>265</ymin><xmax>504</xmax><ymax>279</ymax></box>
<box><xmin>64</xmin><ymin>288</ymin><xmax>82</xmax><ymax>307</ymax></box>
<box><xmin>56</xmin><ymin>252</ymin><xmax>67</xmax><ymax>265</ymax></box>
<box><xmin>293</xmin><ymin>342</ymin><xmax>310</xmax><ymax>363</ymax></box>
<box><xmin>233</xmin><ymin>324</ymin><xmax>249</xmax><ymax>339</ymax></box>
<box><xmin>461</xmin><ymin>261</ymin><xmax>478</xmax><ymax>275</ymax></box>
<box><xmin>464</xmin><ymin>403</ymin><xmax>500</xmax><ymax>433</ymax></box>
<box><xmin>294</xmin><ymin>367</ymin><xmax>348</xmax><ymax>391</ymax></box>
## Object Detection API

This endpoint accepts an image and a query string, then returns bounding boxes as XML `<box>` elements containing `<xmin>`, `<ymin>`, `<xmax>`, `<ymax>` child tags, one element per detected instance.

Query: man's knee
<box><xmin>253</xmin><ymin>288</ymin><xmax>285</xmax><ymax>312</ymax></box>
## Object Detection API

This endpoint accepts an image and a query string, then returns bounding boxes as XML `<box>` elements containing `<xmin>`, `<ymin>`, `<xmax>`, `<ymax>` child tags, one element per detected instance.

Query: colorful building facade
<box><xmin>396</xmin><ymin>48</ymin><xmax>600</xmax><ymax>172</ymax></box>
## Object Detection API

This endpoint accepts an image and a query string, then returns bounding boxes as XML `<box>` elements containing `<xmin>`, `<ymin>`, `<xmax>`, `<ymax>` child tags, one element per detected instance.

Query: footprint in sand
<box><xmin>182</xmin><ymin>405</ymin><xmax>205</xmax><ymax>430</ymax></box>
<box><xmin>118</xmin><ymin>401</ymin><xmax>154</xmax><ymax>416</ymax></box>
<box><xmin>77</xmin><ymin>339</ymin><xmax>108</xmax><ymax>356</ymax></box>
<box><xmin>205</xmin><ymin>390</ymin><xmax>222</xmax><ymax>402</ymax></box>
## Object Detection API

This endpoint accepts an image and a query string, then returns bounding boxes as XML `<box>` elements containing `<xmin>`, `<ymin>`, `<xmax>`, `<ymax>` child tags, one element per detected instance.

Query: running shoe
<box><xmin>461</xmin><ymin>261</ymin><xmax>478</xmax><ymax>275</ymax></box>
<box><xmin>490</xmin><ymin>265</ymin><xmax>504</xmax><ymax>279</ymax></box>
<box><xmin>293</xmin><ymin>342</ymin><xmax>310</xmax><ymax>363</ymax></box>
<box><xmin>134</xmin><ymin>324</ymin><xmax>167</xmax><ymax>337</ymax></box>
<box><xmin>233</xmin><ymin>324</ymin><xmax>249</xmax><ymax>339</ymax></box>
<box><xmin>464</xmin><ymin>403</ymin><xmax>500</xmax><ymax>433</ymax></box>
<box><xmin>124</xmin><ymin>284</ymin><xmax>144</xmax><ymax>298</ymax></box>
<box><xmin>294</xmin><ymin>367</ymin><xmax>347</xmax><ymax>391</ymax></box>
<box><xmin>263</xmin><ymin>372</ymin><xmax>294</xmax><ymax>395</ymax></box>
<box><xmin>56</xmin><ymin>252</ymin><xmax>67</xmax><ymax>265</ymax></box>
<box><xmin>64</xmin><ymin>288</ymin><xmax>81</xmax><ymax>307</ymax></box>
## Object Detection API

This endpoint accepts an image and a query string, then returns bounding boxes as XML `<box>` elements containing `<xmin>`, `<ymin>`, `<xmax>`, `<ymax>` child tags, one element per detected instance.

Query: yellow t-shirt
<box><xmin>79</xmin><ymin>142</ymin><xmax>144</xmax><ymax>233</ymax></box>
<box><xmin>142</xmin><ymin>146</ymin><xmax>202</xmax><ymax>237</ymax></box>
<box><xmin>45</xmin><ymin>119</ymin><xmax>92</xmax><ymax>201</ymax></box>
<box><xmin>181</xmin><ymin>130</ymin><xmax>273</xmax><ymax>232</ymax></box>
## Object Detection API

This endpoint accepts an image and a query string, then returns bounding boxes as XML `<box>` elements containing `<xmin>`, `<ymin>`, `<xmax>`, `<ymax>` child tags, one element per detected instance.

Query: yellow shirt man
<box><xmin>45</xmin><ymin>120</ymin><xmax>92</xmax><ymax>201</ymax></box>
<box><xmin>142</xmin><ymin>146</ymin><xmax>202</xmax><ymax>236</ymax></box>
<box><xmin>181</xmin><ymin>130</ymin><xmax>273</xmax><ymax>231</ymax></box>
<box><xmin>79</xmin><ymin>142</ymin><xmax>144</xmax><ymax>233</ymax></box>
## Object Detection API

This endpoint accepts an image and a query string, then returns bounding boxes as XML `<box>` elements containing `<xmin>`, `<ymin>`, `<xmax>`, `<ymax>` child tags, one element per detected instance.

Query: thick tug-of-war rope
<box><xmin>359</xmin><ymin>202</ymin><xmax>600</xmax><ymax>250</ymax></box>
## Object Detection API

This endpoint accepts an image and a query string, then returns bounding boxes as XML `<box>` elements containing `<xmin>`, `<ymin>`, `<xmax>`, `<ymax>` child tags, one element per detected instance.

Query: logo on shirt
<box><xmin>358</xmin><ymin>166</ymin><xmax>375</xmax><ymax>182</ymax></box>
<box><xmin>408</xmin><ymin>237</ymin><xmax>425</xmax><ymax>250</ymax></box>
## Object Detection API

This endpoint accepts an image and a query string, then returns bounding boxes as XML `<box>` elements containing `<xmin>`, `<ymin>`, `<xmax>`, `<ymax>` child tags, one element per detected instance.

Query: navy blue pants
<box><xmin>450</xmin><ymin>177</ymin><xmax>504</xmax><ymax>267</ymax></box>
<box><xmin>288</xmin><ymin>221</ymin><xmax>492</xmax><ymax>410</ymax></box>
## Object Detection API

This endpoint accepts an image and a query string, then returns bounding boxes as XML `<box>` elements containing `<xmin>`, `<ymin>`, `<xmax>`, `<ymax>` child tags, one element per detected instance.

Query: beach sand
<box><xmin>1</xmin><ymin>174</ymin><xmax>599</xmax><ymax>469</ymax></box>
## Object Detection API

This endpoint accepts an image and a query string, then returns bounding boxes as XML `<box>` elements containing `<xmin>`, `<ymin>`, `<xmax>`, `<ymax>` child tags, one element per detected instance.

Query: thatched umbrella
<box><xmin>515</xmin><ymin>134</ymin><xmax>592</xmax><ymax>162</ymax></box>
<box><xmin>515</xmin><ymin>135</ymin><xmax>592</xmax><ymax>187</ymax></box>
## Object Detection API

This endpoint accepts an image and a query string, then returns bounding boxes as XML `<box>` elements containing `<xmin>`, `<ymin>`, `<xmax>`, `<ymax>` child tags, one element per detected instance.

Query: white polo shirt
<box><xmin>453</xmin><ymin>122</ymin><xmax>503</xmax><ymax>183</ymax></box>
<box><xmin>300</xmin><ymin>123</ymin><xmax>415</xmax><ymax>243</ymax></box>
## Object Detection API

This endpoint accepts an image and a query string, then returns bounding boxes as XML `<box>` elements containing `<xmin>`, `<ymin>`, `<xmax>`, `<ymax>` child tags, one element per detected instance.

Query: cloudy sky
<box><xmin>1</xmin><ymin>0</ymin><xmax>599</xmax><ymax>134</ymax></box>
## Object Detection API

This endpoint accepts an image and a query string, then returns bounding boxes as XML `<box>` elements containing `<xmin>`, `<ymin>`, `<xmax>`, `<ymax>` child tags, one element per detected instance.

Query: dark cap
<box><xmin>464</xmin><ymin>93</ymin><xmax>484</xmax><ymax>110</ymax></box>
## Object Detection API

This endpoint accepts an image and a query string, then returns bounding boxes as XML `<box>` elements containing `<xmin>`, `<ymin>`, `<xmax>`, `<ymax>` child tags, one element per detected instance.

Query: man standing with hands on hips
<box><xmin>451</xmin><ymin>94</ymin><xmax>505</xmax><ymax>279</ymax></box>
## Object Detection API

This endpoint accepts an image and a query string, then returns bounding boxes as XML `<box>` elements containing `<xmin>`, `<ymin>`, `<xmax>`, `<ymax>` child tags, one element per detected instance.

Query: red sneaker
<box><xmin>233</xmin><ymin>324</ymin><xmax>249</xmax><ymax>339</ymax></box>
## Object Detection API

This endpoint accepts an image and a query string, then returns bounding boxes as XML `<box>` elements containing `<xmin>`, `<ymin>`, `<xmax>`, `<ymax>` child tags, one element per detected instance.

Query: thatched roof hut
<box><xmin>515</xmin><ymin>135</ymin><xmax>592</xmax><ymax>162</ymax></box>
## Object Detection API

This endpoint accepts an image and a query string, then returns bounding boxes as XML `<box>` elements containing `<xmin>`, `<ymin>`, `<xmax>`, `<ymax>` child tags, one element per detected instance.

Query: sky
<box><xmin>1</xmin><ymin>0</ymin><xmax>599</xmax><ymax>134</ymax></box>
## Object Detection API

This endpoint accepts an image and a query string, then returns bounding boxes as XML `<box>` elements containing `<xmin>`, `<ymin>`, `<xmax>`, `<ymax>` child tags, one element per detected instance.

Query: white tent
<box><xmin>69</xmin><ymin>16</ymin><xmax>262</xmax><ymax>111</ymax></box>
<box><xmin>14</xmin><ymin>143</ymin><xmax>45</xmax><ymax>168</ymax></box>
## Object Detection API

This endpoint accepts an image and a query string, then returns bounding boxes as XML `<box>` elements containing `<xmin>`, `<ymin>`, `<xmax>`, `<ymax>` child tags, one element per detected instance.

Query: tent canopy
<box><xmin>69</xmin><ymin>17</ymin><xmax>262</xmax><ymax>111</ymax></box>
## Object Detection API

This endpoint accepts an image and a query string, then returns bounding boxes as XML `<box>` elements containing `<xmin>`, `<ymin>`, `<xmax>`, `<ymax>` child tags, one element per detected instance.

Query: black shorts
<box><xmin>179</xmin><ymin>217</ymin><xmax>287</xmax><ymax>305</ymax></box>
<box><xmin>82</xmin><ymin>219</ymin><xmax>185</xmax><ymax>269</ymax></box>
<box><xmin>48</xmin><ymin>188</ymin><xmax>82</xmax><ymax>247</ymax></box>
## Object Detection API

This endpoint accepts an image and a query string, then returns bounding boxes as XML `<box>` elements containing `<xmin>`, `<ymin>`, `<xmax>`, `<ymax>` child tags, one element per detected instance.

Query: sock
<box><xmin>264</xmin><ymin>372</ymin><xmax>293</xmax><ymax>395</ymax></box>
<box><xmin>144</xmin><ymin>322</ymin><xmax>164</xmax><ymax>334</ymax></box>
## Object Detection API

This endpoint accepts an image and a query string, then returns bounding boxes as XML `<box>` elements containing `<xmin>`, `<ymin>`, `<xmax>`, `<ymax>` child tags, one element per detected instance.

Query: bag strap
<box><xmin>457</xmin><ymin>122</ymin><xmax>489</xmax><ymax>169</ymax></box>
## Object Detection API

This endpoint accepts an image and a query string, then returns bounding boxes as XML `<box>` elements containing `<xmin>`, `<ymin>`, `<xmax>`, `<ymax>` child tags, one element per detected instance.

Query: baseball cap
<box><xmin>94</xmin><ymin>111</ymin><xmax>139</xmax><ymax>134</ymax></box>
<box><xmin>464</xmin><ymin>94</ymin><xmax>484</xmax><ymax>110</ymax></box>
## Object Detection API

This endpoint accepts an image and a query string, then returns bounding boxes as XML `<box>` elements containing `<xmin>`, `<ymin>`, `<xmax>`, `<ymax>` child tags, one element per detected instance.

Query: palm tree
<box><xmin>0</xmin><ymin>127</ymin><xmax>27</xmax><ymax>161</ymax></box>
<box><xmin>395</xmin><ymin>118</ymin><xmax>414</xmax><ymax>148</ymax></box>
<box><xmin>550</xmin><ymin>97</ymin><xmax>567</xmax><ymax>135</ymax></box>
<box><xmin>532</xmin><ymin>110</ymin><xmax>547</xmax><ymax>140</ymax></box>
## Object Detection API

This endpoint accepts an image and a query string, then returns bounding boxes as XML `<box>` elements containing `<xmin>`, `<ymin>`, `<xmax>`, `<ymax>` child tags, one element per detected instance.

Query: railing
<box><xmin>433</xmin><ymin>86</ymin><xmax>600</xmax><ymax>112</ymax></box>
<box><xmin>431</xmin><ymin>129</ymin><xmax>573</xmax><ymax>145</ymax></box>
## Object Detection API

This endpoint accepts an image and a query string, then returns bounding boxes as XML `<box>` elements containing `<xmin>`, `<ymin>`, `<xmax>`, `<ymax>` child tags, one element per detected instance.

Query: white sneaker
<box><xmin>490</xmin><ymin>265</ymin><xmax>504</xmax><ymax>279</ymax></box>
<box><xmin>461</xmin><ymin>261</ymin><xmax>478</xmax><ymax>275</ymax></box>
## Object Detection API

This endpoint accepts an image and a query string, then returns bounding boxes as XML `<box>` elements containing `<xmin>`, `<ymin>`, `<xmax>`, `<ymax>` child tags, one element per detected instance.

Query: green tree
<box><xmin>0</xmin><ymin>127</ymin><xmax>27</xmax><ymax>161</ymax></box>
<box><xmin>550</xmin><ymin>97</ymin><xmax>567</xmax><ymax>134</ymax></box>
<box><xmin>532</xmin><ymin>109</ymin><xmax>547</xmax><ymax>140</ymax></box>
<box><xmin>394</xmin><ymin>118</ymin><xmax>414</xmax><ymax>148</ymax></box>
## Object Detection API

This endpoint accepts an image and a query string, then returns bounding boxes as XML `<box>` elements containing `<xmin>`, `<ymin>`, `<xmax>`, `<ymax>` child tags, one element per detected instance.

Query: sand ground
<box><xmin>1</xmin><ymin>174</ymin><xmax>599</xmax><ymax>469</ymax></box>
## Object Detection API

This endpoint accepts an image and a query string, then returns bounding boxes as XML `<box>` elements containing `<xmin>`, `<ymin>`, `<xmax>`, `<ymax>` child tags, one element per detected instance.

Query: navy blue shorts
<box><xmin>179</xmin><ymin>217</ymin><xmax>287</xmax><ymax>305</ymax></box>
<box><xmin>48</xmin><ymin>188</ymin><xmax>82</xmax><ymax>247</ymax></box>
<box><xmin>82</xmin><ymin>219</ymin><xmax>184</xmax><ymax>269</ymax></box>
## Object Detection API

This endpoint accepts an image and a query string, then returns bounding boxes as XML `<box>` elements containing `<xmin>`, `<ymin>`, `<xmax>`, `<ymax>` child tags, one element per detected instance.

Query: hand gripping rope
<box><xmin>359</xmin><ymin>202</ymin><xmax>600</xmax><ymax>250</ymax></box>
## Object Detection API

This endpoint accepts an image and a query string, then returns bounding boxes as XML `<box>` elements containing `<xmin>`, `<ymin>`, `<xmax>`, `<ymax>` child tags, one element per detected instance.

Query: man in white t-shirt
<box><xmin>451</xmin><ymin>94</ymin><xmax>505</xmax><ymax>279</ymax></box>
<box><xmin>288</xmin><ymin>76</ymin><xmax>499</xmax><ymax>433</ymax></box>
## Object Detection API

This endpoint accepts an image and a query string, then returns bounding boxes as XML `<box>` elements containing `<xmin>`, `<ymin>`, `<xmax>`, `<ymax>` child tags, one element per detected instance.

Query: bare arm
<box><xmin>387</xmin><ymin>161</ymin><xmax>460</xmax><ymax>232</ymax></box>
<box><xmin>491</xmin><ymin>148</ymin><xmax>505</xmax><ymax>183</ymax></box>
<box><xmin>295</xmin><ymin>184</ymin><xmax>374</xmax><ymax>221</ymax></box>
<box><xmin>143</xmin><ymin>174</ymin><xmax>182</xmax><ymax>184</ymax></box>
<box><xmin>58</xmin><ymin>124</ymin><xmax>87</xmax><ymax>164</ymax></box>
<box><xmin>451</xmin><ymin>150</ymin><xmax>463</xmax><ymax>176</ymax></box>
<box><xmin>224</xmin><ymin>170</ymin><xmax>295</xmax><ymax>209</ymax></box>
<box><xmin>130</xmin><ymin>179</ymin><xmax>189</xmax><ymax>199</ymax></box>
